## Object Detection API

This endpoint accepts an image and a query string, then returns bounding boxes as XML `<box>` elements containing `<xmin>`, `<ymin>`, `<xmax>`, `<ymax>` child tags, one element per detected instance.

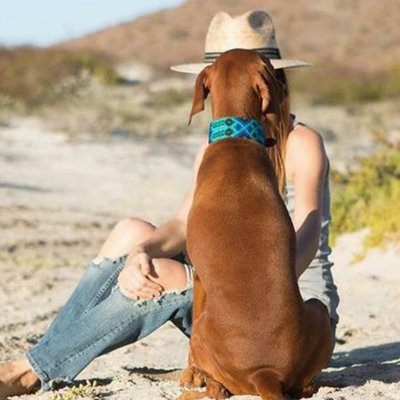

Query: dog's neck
<box><xmin>208</xmin><ymin>117</ymin><xmax>275</xmax><ymax>147</ymax></box>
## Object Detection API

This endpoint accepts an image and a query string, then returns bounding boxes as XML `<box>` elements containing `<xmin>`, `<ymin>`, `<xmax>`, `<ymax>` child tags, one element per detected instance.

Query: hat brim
<box><xmin>171</xmin><ymin>59</ymin><xmax>312</xmax><ymax>74</ymax></box>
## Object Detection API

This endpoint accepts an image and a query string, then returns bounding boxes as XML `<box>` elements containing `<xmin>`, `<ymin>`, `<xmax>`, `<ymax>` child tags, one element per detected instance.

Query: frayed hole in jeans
<box><xmin>135</xmin><ymin>266</ymin><xmax>194</xmax><ymax>307</ymax></box>
<box><xmin>91</xmin><ymin>257</ymin><xmax>106</xmax><ymax>266</ymax></box>
<box><xmin>91</xmin><ymin>254</ymin><xmax>128</xmax><ymax>267</ymax></box>
<box><xmin>135</xmin><ymin>286</ymin><xmax>191</xmax><ymax>307</ymax></box>
<box><xmin>111</xmin><ymin>260</ymin><xmax>194</xmax><ymax>306</ymax></box>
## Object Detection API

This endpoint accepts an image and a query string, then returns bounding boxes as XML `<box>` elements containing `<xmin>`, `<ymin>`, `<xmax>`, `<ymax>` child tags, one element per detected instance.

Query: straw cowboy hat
<box><xmin>171</xmin><ymin>10</ymin><xmax>312</xmax><ymax>74</ymax></box>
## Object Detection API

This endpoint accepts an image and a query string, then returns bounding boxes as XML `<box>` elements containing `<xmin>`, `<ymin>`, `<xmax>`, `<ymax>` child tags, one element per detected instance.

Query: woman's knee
<box><xmin>97</xmin><ymin>218</ymin><xmax>155</xmax><ymax>259</ymax></box>
<box><xmin>151</xmin><ymin>259</ymin><xmax>188</xmax><ymax>291</ymax></box>
<box><xmin>113</xmin><ymin>218</ymin><xmax>155</xmax><ymax>240</ymax></box>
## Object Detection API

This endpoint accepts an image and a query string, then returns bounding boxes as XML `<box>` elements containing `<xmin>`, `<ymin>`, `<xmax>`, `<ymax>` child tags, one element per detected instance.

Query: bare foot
<box><xmin>0</xmin><ymin>359</ymin><xmax>40</xmax><ymax>399</ymax></box>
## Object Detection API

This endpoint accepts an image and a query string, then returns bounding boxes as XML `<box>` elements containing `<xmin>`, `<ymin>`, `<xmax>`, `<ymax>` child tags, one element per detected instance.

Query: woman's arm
<box><xmin>136</xmin><ymin>138</ymin><xmax>209</xmax><ymax>259</ymax></box>
<box><xmin>118</xmin><ymin>139</ymin><xmax>209</xmax><ymax>300</ymax></box>
<box><xmin>136</xmin><ymin>201</ymin><xmax>189</xmax><ymax>259</ymax></box>
<box><xmin>286</xmin><ymin>125</ymin><xmax>328</xmax><ymax>279</ymax></box>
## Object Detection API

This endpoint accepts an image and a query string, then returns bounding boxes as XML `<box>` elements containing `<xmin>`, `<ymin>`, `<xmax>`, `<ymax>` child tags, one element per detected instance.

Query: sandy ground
<box><xmin>1</xmin><ymin>117</ymin><xmax>400</xmax><ymax>400</ymax></box>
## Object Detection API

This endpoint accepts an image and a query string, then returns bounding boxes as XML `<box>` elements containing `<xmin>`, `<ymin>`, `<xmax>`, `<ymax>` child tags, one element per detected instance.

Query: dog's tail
<box><xmin>249</xmin><ymin>368</ymin><xmax>285</xmax><ymax>400</ymax></box>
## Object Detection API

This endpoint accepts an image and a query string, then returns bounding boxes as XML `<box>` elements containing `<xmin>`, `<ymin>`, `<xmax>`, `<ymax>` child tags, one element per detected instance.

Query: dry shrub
<box><xmin>0</xmin><ymin>46</ymin><xmax>119</xmax><ymax>109</ymax></box>
<box><xmin>149</xmin><ymin>88</ymin><xmax>192</xmax><ymax>109</ymax></box>
<box><xmin>289</xmin><ymin>63</ymin><xmax>400</xmax><ymax>105</ymax></box>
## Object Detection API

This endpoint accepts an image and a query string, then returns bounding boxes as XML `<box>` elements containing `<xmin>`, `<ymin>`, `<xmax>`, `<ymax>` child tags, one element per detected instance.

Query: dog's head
<box><xmin>189</xmin><ymin>49</ymin><xmax>286</xmax><ymax>140</ymax></box>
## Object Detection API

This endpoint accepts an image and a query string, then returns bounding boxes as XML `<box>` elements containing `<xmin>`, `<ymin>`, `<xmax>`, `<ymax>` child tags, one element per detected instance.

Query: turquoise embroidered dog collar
<box><xmin>209</xmin><ymin>117</ymin><xmax>266</xmax><ymax>146</ymax></box>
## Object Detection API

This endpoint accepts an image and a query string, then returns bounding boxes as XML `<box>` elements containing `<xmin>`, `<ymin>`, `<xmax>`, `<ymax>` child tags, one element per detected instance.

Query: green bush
<box><xmin>331</xmin><ymin>139</ymin><xmax>400</xmax><ymax>253</ymax></box>
<box><xmin>289</xmin><ymin>63</ymin><xmax>400</xmax><ymax>105</ymax></box>
<box><xmin>0</xmin><ymin>46</ymin><xmax>119</xmax><ymax>109</ymax></box>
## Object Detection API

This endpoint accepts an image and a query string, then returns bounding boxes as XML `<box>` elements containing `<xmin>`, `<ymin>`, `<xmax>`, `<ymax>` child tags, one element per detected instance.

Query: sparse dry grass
<box><xmin>289</xmin><ymin>63</ymin><xmax>400</xmax><ymax>105</ymax></box>
<box><xmin>149</xmin><ymin>88</ymin><xmax>192</xmax><ymax>109</ymax></box>
<box><xmin>48</xmin><ymin>380</ymin><xmax>98</xmax><ymax>400</ymax></box>
<box><xmin>0</xmin><ymin>46</ymin><xmax>119</xmax><ymax>110</ymax></box>
<box><xmin>0</xmin><ymin>252</ymin><xmax>57</xmax><ymax>270</ymax></box>
<box><xmin>39</xmin><ymin>82</ymin><xmax>194</xmax><ymax>139</ymax></box>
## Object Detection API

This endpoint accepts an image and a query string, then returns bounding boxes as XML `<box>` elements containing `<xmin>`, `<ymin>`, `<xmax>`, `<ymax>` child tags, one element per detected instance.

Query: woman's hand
<box><xmin>116</xmin><ymin>141</ymin><xmax>208</xmax><ymax>300</ymax></box>
<box><xmin>118</xmin><ymin>250</ymin><xmax>163</xmax><ymax>300</ymax></box>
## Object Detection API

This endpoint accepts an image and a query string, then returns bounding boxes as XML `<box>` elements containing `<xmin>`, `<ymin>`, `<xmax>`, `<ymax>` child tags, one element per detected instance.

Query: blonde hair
<box><xmin>266</xmin><ymin>69</ymin><xmax>291</xmax><ymax>197</ymax></box>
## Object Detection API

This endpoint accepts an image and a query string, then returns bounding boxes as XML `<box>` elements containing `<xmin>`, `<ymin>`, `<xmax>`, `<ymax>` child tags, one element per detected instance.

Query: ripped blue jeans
<box><xmin>26</xmin><ymin>254</ymin><xmax>193</xmax><ymax>389</ymax></box>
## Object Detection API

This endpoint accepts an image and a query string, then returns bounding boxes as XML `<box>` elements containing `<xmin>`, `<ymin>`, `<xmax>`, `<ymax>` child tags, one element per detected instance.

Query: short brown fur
<box><xmin>179</xmin><ymin>49</ymin><xmax>333</xmax><ymax>400</ymax></box>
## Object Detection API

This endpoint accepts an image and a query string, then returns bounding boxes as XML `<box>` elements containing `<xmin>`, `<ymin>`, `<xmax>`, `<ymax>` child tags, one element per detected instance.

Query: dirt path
<box><xmin>1</xmin><ymin>118</ymin><xmax>399</xmax><ymax>400</ymax></box>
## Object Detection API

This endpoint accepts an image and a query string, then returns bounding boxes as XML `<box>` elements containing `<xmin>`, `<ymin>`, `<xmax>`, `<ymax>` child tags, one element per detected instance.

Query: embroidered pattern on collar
<box><xmin>208</xmin><ymin>117</ymin><xmax>265</xmax><ymax>146</ymax></box>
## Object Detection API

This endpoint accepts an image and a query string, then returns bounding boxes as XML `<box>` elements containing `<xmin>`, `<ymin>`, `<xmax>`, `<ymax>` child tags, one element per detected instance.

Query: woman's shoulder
<box><xmin>285</xmin><ymin>121</ymin><xmax>328</xmax><ymax>181</ymax></box>
<box><xmin>288</xmin><ymin>122</ymin><xmax>325</xmax><ymax>149</ymax></box>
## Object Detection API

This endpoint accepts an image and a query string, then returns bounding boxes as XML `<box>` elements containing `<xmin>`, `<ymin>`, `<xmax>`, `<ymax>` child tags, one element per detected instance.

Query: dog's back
<box><xmin>187</xmin><ymin>137</ymin><xmax>305</xmax><ymax>395</ymax></box>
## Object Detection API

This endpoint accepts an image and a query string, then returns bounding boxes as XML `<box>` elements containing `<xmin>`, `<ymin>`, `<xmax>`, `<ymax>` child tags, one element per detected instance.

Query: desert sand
<box><xmin>1</xmin><ymin>116</ymin><xmax>400</xmax><ymax>400</ymax></box>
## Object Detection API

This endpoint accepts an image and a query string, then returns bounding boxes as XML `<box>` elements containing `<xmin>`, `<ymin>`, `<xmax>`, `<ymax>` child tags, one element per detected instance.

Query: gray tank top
<box><xmin>284</xmin><ymin>127</ymin><xmax>340</xmax><ymax>323</ymax></box>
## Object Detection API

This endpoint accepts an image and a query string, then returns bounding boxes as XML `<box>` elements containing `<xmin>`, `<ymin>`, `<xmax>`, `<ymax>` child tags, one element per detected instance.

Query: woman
<box><xmin>0</xmin><ymin>10</ymin><xmax>339</xmax><ymax>398</ymax></box>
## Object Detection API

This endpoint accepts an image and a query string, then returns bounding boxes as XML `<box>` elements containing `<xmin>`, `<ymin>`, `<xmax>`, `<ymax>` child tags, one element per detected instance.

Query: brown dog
<box><xmin>179</xmin><ymin>49</ymin><xmax>333</xmax><ymax>400</ymax></box>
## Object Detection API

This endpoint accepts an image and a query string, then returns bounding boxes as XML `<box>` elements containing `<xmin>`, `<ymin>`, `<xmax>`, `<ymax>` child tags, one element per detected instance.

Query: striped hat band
<box><xmin>204</xmin><ymin>47</ymin><xmax>281</xmax><ymax>63</ymax></box>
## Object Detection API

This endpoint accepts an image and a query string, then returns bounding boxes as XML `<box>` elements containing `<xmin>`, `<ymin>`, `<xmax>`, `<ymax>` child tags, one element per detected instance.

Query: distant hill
<box><xmin>58</xmin><ymin>0</ymin><xmax>400</xmax><ymax>72</ymax></box>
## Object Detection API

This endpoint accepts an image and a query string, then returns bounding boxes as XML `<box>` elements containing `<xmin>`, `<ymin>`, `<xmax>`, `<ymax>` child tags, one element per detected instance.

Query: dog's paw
<box><xmin>180</xmin><ymin>366</ymin><xmax>206</xmax><ymax>389</ymax></box>
<box><xmin>291</xmin><ymin>384</ymin><xmax>317</xmax><ymax>399</ymax></box>
<box><xmin>213</xmin><ymin>386</ymin><xmax>231</xmax><ymax>399</ymax></box>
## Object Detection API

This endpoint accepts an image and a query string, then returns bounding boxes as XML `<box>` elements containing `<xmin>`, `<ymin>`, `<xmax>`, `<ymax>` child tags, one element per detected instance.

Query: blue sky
<box><xmin>0</xmin><ymin>0</ymin><xmax>186</xmax><ymax>47</ymax></box>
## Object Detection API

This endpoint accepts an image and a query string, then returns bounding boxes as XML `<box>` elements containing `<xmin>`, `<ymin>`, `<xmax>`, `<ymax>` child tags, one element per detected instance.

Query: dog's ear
<box><xmin>261</xmin><ymin>60</ymin><xmax>287</xmax><ymax>116</ymax></box>
<box><xmin>253</xmin><ymin>66</ymin><xmax>272</xmax><ymax>115</ymax></box>
<box><xmin>189</xmin><ymin>65</ymin><xmax>211</xmax><ymax>125</ymax></box>
<box><xmin>258</xmin><ymin>59</ymin><xmax>283</xmax><ymax>117</ymax></box>
<box><xmin>254</xmin><ymin>58</ymin><xmax>286</xmax><ymax>147</ymax></box>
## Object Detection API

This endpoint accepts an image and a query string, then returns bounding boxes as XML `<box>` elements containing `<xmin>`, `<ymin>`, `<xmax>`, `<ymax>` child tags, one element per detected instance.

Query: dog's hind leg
<box><xmin>250</xmin><ymin>369</ymin><xmax>285</xmax><ymax>400</ymax></box>
<box><xmin>180</xmin><ymin>272</ymin><xmax>207</xmax><ymax>389</ymax></box>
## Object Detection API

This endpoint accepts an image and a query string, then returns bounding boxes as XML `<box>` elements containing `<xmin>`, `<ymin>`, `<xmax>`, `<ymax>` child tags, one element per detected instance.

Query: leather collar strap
<box><xmin>209</xmin><ymin>117</ymin><xmax>266</xmax><ymax>146</ymax></box>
